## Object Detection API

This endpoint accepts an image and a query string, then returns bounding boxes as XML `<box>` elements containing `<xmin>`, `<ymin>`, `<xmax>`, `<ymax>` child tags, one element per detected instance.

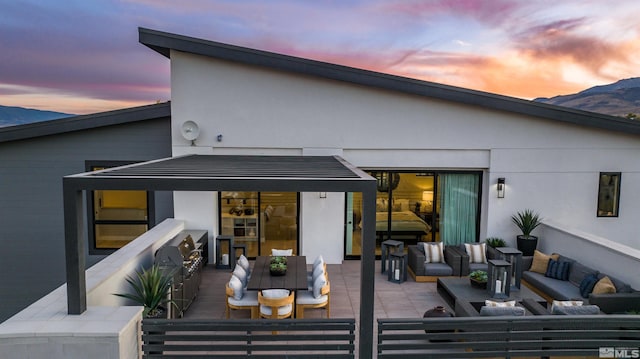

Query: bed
<box><xmin>360</xmin><ymin>210</ymin><xmax>432</xmax><ymax>243</ymax></box>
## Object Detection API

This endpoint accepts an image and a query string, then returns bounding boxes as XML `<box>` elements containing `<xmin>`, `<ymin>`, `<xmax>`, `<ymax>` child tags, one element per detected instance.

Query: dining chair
<box><xmin>258</xmin><ymin>289</ymin><xmax>295</xmax><ymax>319</ymax></box>
<box><xmin>271</xmin><ymin>248</ymin><xmax>293</xmax><ymax>256</ymax></box>
<box><xmin>296</xmin><ymin>277</ymin><xmax>330</xmax><ymax>319</ymax></box>
<box><xmin>225</xmin><ymin>275</ymin><xmax>258</xmax><ymax>319</ymax></box>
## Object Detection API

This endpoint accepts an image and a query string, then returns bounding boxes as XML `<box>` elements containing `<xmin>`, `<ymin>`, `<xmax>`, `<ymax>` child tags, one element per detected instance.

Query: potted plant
<box><xmin>469</xmin><ymin>270</ymin><xmax>488</xmax><ymax>289</ymax></box>
<box><xmin>114</xmin><ymin>264</ymin><xmax>175</xmax><ymax>318</ymax></box>
<box><xmin>269</xmin><ymin>256</ymin><xmax>287</xmax><ymax>276</ymax></box>
<box><xmin>511</xmin><ymin>209</ymin><xmax>542</xmax><ymax>256</ymax></box>
<box><xmin>485</xmin><ymin>237</ymin><xmax>506</xmax><ymax>259</ymax></box>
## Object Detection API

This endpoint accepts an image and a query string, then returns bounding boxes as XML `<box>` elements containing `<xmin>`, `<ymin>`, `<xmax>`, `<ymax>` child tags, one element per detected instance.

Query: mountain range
<box><xmin>534</xmin><ymin>77</ymin><xmax>640</xmax><ymax>117</ymax></box>
<box><xmin>0</xmin><ymin>105</ymin><xmax>72</xmax><ymax>128</ymax></box>
<box><xmin>1</xmin><ymin>77</ymin><xmax>639</xmax><ymax>128</ymax></box>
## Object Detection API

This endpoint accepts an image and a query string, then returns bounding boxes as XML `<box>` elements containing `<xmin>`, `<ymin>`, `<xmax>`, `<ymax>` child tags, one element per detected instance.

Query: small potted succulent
<box><xmin>469</xmin><ymin>270</ymin><xmax>488</xmax><ymax>289</ymax></box>
<box><xmin>269</xmin><ymin>256</ymin><xmax>287</xmax><ymax>276</ymax></box>
<box><xmin>485</xmin><ymin>237</ymin><xmax>506</xmax><ymax>259</ymax></box>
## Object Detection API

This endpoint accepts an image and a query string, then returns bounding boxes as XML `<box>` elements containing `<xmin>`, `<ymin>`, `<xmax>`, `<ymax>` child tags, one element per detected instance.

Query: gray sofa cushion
<box><xmin>480</xmin><ymin>306</ymin><xmax>525</xmax><ymax>316</ymax></box>
<box><xmin>424</xmin><ymin>263</ymin><xmax>454</xmax><ymax>276</ymax></box>
<box><xmin>568</xmin><ymin>262</ymin><xmax>598</xmax><ymax>287</ymax></box>
<box><xmin>522</xmin><ymin>271</ymin><xmax>583</xmax><ymax>301</ymax></box>
<box><xmin>469</xmin><ymin>262</ymin><xmax>488</xmax><ymax>272</ymax></box>
<box><xmin>552</xmin><ymin>305</ymin><xmax>601</xmax><ymax>315</ymax></box>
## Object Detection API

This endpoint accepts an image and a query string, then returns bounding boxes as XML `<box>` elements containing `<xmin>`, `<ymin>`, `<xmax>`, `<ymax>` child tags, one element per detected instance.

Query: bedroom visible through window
<box><xmin>597</xmin><ymin>172</ymin><xmax>621</xmax><ymax>217</ymax></box>
<box><xmin>345</xmin><ymin>170</ymin><xmax>482</xmax><ymax>258</ymax></box>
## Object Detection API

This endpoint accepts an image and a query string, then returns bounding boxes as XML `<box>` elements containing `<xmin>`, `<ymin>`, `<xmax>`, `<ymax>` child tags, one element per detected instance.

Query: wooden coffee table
<box><xmin>437</xmin><ymin>277</ymin><xmax>545</xmax><ymax>310</ymax></box>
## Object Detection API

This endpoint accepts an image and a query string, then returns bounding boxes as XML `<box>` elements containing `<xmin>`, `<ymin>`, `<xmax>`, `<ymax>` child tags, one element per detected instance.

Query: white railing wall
<box><xmin>538</xmin><ymin>220</ymin><xmax>640</xmax><ymax>290</ymax></box>
<box><xmin>0</xmin><ymin>218</ymin><xmax>185</xmax><ymax>359</ymax></box>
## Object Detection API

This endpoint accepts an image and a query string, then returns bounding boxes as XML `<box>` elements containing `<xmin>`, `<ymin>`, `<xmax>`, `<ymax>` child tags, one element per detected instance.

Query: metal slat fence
<box><xmin>141</xmin><ymin>318</ymin><xmax>355</xmax><ymax>358</ymax></box>
<box><xmin>378</xmin><ymin>315</ymin><xmax>640</xmax><ymax>358</ymax></box>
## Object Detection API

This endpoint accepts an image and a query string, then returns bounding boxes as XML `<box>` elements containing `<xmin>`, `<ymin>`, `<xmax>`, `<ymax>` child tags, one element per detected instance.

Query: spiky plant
<box><xmin>511</xmin><ymin>209</ymin><xmax>542</xmax><ymax>238</ymax></box>
<box><xmin>485</xmin><ymin>237</ymin><xmax>507</xmax><ymax>248</ymax></box>
<box><xmin>114</xmin><ymin>264</ymin><xmax>175</xmax><ymax>317</ymax></box>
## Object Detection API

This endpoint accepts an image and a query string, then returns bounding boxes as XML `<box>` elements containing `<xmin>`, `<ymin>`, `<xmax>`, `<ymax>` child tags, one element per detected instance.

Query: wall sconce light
<box><xmin>422</xmin><ymin>190</ymin><xmax>433</xmax><ymax>203</ymax></box>
<box><xmin>319</xmin><ymin>192</ymin><xmax>327</xmax><ymax>199</ymax></box>
<box><xmin>497</xmin><ymin>178</ymin><xmax>505</xmax><ymax>198</ymax></box>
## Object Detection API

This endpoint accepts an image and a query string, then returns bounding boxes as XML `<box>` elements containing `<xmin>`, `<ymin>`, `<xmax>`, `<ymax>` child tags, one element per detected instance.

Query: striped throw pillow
<box><xmin>545</xmin><ymin>259</ymin><xmax>570</xmax><ymax>280</ymax></box>
<box><xmin>422</xmin><ymin>242</ymin><xmax>445</xmax><ymax>263</ymax></box>
<box><xmin>464</xmin><ymin>243</ymin><xmax>487</xmax><ymax>264</ymax></box>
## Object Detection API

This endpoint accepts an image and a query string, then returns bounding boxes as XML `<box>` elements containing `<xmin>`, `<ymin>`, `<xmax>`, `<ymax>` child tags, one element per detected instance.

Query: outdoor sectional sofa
<box><xmin>521</xmin><ymin>250</ymin><xmax>640</xmax><ymax>313</ymax></box>
<box><xmin>407</xmin><ymin>244</ymin><xmax>464</xmax><ymax>282</ymax></box>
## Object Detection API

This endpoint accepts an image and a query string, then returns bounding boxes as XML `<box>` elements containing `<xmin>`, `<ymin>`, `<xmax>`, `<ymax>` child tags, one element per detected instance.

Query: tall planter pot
<box><xmin>516</xmin><ymin>235</ymin><xmax>538</xmax><ymax>256</ymax></box>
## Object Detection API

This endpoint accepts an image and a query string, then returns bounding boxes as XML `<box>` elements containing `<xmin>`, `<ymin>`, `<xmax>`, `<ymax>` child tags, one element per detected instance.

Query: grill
<box><xmin>155</xmin><ymin>234</ymin><xmax>203</xmax><ymax>318</ymax></box>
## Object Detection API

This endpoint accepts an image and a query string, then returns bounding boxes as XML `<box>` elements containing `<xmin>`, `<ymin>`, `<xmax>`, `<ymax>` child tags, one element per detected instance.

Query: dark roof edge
<box><xmin>0</xmin><ymin>102</ymin><xmax>171</xmax><ymax>143</ymax></box>
<box><xmin>139</xmin><ymin>27</ymin><xmax>640</xmax><ymax>136</ymax></box>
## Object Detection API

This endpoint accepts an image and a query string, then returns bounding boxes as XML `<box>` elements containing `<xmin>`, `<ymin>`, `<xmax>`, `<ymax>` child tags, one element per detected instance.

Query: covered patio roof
<box><xmin>63</xmin><ymin>154</ymin><xmax>377</xmax><ymax>356</ymax></box>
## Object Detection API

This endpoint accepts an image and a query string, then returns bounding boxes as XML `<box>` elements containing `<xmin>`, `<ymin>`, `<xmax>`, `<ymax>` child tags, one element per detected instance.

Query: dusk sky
<box><xmin>2</xmin><ymin>0</ymin><xmax>639</xmax><ymax>115</ymax></box>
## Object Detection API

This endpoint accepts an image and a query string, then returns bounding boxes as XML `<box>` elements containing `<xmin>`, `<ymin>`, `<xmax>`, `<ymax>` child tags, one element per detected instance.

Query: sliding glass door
<box><xmin>219</xmin><ymin>191</ymin><xmax>298</xmax><ymax>258</ymax></box>
<box><xmin>345</xmin><ymin>170</ymin><xmax>481</xmax><ymax>258</ymax></box>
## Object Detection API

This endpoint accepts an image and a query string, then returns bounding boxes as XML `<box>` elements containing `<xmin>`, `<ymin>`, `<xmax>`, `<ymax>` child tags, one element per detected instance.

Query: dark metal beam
<box><xmin>63</xmin><ymin>180</ymin><xmax>86</xmax><ymax>314</ymax></box>
<box><xmin>359</xmin><ymin>183</ymin><xmax>377</xmax><ymax>359</ymax></box>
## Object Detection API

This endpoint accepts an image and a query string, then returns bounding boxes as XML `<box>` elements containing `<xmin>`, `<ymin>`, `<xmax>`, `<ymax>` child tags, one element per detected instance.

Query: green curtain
<box><xmin>440</xmin><ymin>173</ymin><xmax>479</xmax><ymax>246</ymax></box>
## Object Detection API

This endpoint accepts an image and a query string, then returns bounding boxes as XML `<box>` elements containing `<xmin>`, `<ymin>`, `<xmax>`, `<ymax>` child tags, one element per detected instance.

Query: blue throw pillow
<box><xmin>545</xmin><ymin>259</ymin><xmax>570</xmax><ymax>280</ymax></box>
<box><xmin>579</xmin><ymin>273</ymin><xmax>599</xmax><ymax>298</ymax></box>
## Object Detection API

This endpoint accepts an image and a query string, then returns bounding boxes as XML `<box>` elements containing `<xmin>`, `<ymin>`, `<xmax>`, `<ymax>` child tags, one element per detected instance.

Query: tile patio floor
<box><xmin>182</xmin><ymin>260</ymin><xmax>595</xmax><ymax>359</ymax></box>
<box><xmin>184</xmin><ymin>259</ymin><xmax>449</xmax><ymax>321</ymax></box>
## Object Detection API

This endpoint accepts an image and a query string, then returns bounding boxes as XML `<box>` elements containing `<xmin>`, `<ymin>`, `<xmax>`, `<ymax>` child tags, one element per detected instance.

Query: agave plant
<box><xmin>511</xmin><ymin>209</ymin><xmax>542</xmax><ymax>238</ymax></box>
<box><xmin>114</xmin><ymin>264</ymin><xmax>175</xmax><ymax>317</ymax></box>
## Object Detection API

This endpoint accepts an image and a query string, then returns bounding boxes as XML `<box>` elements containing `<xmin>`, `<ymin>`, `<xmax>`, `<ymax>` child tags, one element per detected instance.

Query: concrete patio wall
<box><xmin>538</xmin><ymin>220</ymin><xmax>640</xmax><ymax>289</ymax></box>
<box><xmin>0</xmin><ymin>219</ymin><xmax>185</xmax><ymax>359</ymax></box>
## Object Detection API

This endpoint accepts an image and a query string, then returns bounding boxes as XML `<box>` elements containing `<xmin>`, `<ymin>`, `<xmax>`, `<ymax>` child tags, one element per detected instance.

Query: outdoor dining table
<box><xmin>246</xmin><ymin>255</ymin><xmax>309</xmax><ymax>291</ymax></box>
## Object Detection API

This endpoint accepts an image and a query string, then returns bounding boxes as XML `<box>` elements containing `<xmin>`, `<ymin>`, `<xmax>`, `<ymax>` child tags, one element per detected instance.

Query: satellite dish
<box><xmin>180</xmin><ymin>121</ymin><xmax>200</xmax><ymax>145</ymax></box>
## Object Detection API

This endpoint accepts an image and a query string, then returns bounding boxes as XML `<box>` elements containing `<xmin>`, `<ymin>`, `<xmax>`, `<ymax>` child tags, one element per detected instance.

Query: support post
<box><xmin>63</xmin><ymin>181</ymin><xmax>86</xmax><ymax>314</ymax></box>
<box><xmin>359</xmin><ymin>183</ymin><xmax>377</xmax><ymax>359</ymax></box>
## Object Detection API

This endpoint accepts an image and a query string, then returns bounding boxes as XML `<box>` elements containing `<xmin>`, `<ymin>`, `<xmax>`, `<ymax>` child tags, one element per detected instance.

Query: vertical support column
<box><xmin>359</xmin><ymin>183</ymin><xmax>377</xmax><ymax>359</ymax></box>
<box><xmin>63</xmin><ymin>180</ymin><xmax>86</xmax><ymax>314</ymax></box>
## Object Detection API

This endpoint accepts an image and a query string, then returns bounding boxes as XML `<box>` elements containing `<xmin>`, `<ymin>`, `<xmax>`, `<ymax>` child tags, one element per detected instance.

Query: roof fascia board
<box><xmin>138</xmin><ymin>27</ymin><xmax>640</xmax><ymax>136</ymax></box>
<box><xmin>0</xmin><ymin>102</ymin><xmax>171</xmax><ymax>143</ymax></box>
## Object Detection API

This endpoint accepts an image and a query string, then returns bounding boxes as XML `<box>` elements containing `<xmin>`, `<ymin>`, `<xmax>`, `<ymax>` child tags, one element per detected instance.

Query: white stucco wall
<box><xmin>169</xmin><ymin>50</ymin><xmax>640</xmax><ymax>262</ymax></box>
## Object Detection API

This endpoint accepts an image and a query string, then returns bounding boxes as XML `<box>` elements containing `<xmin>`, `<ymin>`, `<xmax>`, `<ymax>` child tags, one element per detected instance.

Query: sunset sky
<box><xmin>1</xmin><ymin>0</ymin><xmax>639</xmax><ymax>115</ymax></box>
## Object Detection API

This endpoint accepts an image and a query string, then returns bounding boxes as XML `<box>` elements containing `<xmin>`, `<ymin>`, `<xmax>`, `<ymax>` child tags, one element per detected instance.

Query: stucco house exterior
<box><xmin>140</xmin><ymin>27</ymin><xmax>640</xmax><ymax>279</ymax></box>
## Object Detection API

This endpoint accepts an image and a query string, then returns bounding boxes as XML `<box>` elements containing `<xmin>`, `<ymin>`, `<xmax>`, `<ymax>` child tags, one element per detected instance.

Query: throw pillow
<box><xmin>237</xmin><ymin>254</ymin><xmax>251</xmax><ymax>274</ymax></box>
<box><xmin>262</xmin><ymin>289</ymin><xmax>290</xmax><ymax>299</ymax></box>
<box><xmin>464</xmin><ymin>243</ymin><xmax>487</xmax><ymax>264</ymax></box>
<box><xmin>530</xmin><ymin>250</ymin><xmax>559</xmax><ymax>274</ymax></box>
<box><xmin>232</xmin><ymin>265</ymin><xmax>248</xmax><ymax>287</ymax></box>
<box><xmin>579</xmin><ymin>273</ymin><xmax>599</xmax><ymax>298</ymax></box>
<box><xmin>423</xmin><ymin>242</ymin><xmax>445</xmax><ymax>263</ymax></box>
<box><xmin>545</xmin><ymin>259</ymin><xmax>570</xmax><ymax>280</ymax></box>
<box><xmin>552</xmin><ymin>305</ymin><xmax>601</xmax><ymax>315</ymax></box>
<box><xmin>312</xmin><ymin>274</ymin><xmax>327</xmax><ymax>299</ymax></box>
<box><xmin>228</xmin><ymin>275</ymin><xmax>244</xmax><ymax>300</ymax></box>
<box><xmin>480</xmin><ymin>306</ymin><xmax>525</xmax><ymax>316</ymax></box>
<box><xmin>551</xmin><ymin>300</ymin><xmax>583</xmax><ymax>313</ymax></box>
<box><xmin>592</xmin><ymin>276</ymin><xmax>617</xmax><ymax>295</ymax></box>
<box><xmin>485</xmin><ymin>299</ymin><xmax>516</xmax><ymax>307</ymax></box>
